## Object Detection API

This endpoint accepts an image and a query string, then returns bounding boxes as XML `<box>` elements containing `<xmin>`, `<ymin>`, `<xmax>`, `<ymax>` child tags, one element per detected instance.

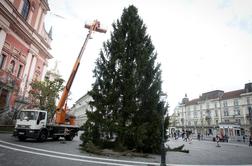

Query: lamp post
<box><xmin>160</xmin><ymin>93</ymin><xmax>167</xmax><ymax>166</ymax></box>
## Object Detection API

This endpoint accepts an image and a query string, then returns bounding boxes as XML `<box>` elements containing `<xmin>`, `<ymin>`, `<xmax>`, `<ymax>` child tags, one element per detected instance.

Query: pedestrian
<box><xmin>186</xmin><ymin>130</ymin><xmax>189</xmax><ymax>142</ymax></box>
<box><xmin>174</xmin><ymin>132</ymin><xmax>177</xmax><ymax>140</ymax></box>
<box><xmin>224</xmin><ymin>135</ymin><xmax>229</xmax><ymax>142</ymax></box>
<box><xmin>243</xmin><ymin>135</ymin><xmax>245</xmax><ymax>143</ymax></box>
<box><xmin>249</xmin><ymin>135</ymin><xmax>252</xmax><ymax>147</ymax></box>
<box><xmin>197</xmin><ymin>133</ymin><xmax>200</xmax><ymax>141</ymax></box>
<box><xmin>189</xmin><ymin>134</ymin><xmax>192</xmax><ymax>144</ymax></box>
<box><xmin>183</xmin><ymin>131</ymin><xmax>188</xmax><ymax>142</ymax></box>
<box><xmin>216</xmin><ymin>135</ymin><xmax>221</xmax><ymax>147</ymax></box>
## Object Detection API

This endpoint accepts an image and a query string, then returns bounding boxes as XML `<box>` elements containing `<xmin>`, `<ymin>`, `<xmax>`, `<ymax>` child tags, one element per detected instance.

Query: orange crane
<box><xmin>55</xmin><ymin>20</ymin><xmax>106</xmax><ymax>124</ymax></box>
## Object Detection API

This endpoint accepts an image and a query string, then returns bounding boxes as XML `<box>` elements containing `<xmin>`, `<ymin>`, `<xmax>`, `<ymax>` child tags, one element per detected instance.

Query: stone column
<box><xmin>19</xmin><ymin>45</ymin><xmax>38</xmax><ymax>97</ymax></box>
<box><xmin>0</xmin><ymin>16</ymin><xmax>9</xmax><ymax>53</ymax></box>
<box><xmin>26</xmin><ymin>54</ymin><xmax>37</xmax><ymax>93</ymax></box>
<box><xmin>41</xmin><ymin>60</ymin><xmax>48</xmax><ymax>80</ymax></box>
<box><xmin>0</xmin><ymin>28</ymin><xmax>7</xmax><ymax>53</ymax></box>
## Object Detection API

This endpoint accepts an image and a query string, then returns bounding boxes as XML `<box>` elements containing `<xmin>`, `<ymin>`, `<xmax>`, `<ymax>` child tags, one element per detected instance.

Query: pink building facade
<box><xmin>0</xmin><ymin>0</ymin><xmax>52</xmax><ymax>112</ymax></box>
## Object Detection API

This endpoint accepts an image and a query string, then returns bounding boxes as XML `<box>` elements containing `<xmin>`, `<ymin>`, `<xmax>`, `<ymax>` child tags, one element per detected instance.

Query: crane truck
<box><xmin>13</xmin><ymin>20</ymin><xmax>106</xmax><ymax>142</ymax></box>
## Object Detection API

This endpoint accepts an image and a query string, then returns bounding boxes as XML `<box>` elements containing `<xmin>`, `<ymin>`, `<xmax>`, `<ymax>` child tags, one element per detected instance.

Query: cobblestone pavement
<box><xmin>165</xmin><ymin>137</ymin><xmax>252</xmax><ymax>165</ymax></box>
<box><xmin>0</xmin><ymin>133</ymin><xmax>252</xmax><ymax>165</ymax></box>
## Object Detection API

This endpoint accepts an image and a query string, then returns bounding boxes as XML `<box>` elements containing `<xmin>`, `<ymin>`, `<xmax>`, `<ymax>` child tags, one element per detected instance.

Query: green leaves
<box><xmin>29</xmin><ymin>78</ymin><xmax>64</xmax><ymax>119</ymax></box>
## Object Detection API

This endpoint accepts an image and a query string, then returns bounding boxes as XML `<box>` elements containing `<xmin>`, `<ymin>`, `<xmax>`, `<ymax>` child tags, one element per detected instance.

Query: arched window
<box><xmin>17</xmin><ymin>64</ymin><xmax>23</xmax><ymax>78</ymax></box>
<box><xmin>9</xmin><ymin>60</ymin><xmax>15</xmax><ymax>73</ymax></box>
<box><xmin>0</xmin><ymin>54</ymin><xmax>6</xmax><ymax>69</ymax></box>
<box><xmin>21</xmin><ymin>0</ymin><xmax>30</xmax><ymax>20</ymax></box>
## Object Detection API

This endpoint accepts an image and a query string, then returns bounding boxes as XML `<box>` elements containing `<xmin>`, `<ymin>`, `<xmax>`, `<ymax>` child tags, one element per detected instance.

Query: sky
<box><xmin>44</xmin><ymin>0</ymin><xmax>252</xmax><ymax>114</ymax></box>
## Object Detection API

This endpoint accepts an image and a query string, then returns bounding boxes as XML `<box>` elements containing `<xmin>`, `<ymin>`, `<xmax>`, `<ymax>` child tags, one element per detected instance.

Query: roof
<box><xmin>200</xmin><ymin>90</ymin><xmax>224</xmax><ymax>100</ymax></box>
<box><xmin>221</xmin><ymin>89</ymin><xmax>244</xmax><ymax>100</ymax></box>
<box><xmin>186</xmin><ymin>98</ymin><xmax>200</xmax><ymax>106</ymax></box>
<box><xmin>182</xmin><ymin>89</ymin><xmax>245</xmax><ymax>108</ymax></box>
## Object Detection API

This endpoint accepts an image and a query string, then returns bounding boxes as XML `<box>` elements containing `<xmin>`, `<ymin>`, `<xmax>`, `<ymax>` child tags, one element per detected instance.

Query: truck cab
<box><xmin>14</xmin><ymin>109</ymin><xmax>48</xmax><ymax>141</ymax></box>
<box><xmin>14</xmin><ymin>109</ymin><xmax>79</xmax><ymax>142</ymax></box>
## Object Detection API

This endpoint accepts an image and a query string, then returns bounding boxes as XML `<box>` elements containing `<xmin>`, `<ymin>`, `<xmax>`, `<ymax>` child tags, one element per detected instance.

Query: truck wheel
<box><xmin>38</xmin><ymin>130</ymin><xmax>47</xmax><ymax>142</ymax></box>
<box><xmin>53</xmin><ymin>135</ymin><xmax>60</xmax><ymax>141</ymax></box>
<box><xmin>65</xmin><ymin>133</ymin><xmax>74</xmax><ymax>141</ymax></box>
<box><xmin>18</xmin><ymin>136</ymin><xmax>26</xmax><ymax>141</ymax></box>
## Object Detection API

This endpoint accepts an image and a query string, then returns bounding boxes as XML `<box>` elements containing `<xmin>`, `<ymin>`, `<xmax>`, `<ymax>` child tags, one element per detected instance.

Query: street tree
<box><xmin>29</xmin><ymin>78</ymin><xmax>64</xmax><ymax>120</ymax></box>
<box><xmin>81</xmin><ymin>5</ymin><xmax>168</xmax><ymax>153</ymax></box>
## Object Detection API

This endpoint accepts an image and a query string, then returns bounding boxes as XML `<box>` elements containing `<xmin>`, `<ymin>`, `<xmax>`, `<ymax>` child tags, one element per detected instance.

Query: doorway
<box><xmin>0</xmin><ymin>89</ymin><xmax>8</xmax><ymax>111</ymax></box>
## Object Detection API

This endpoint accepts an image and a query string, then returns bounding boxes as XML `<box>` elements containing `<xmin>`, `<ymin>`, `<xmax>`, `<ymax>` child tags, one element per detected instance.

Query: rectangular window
<box><xmin>215</xmin><ymin>102</ymin><xmax>217</xmax><ymax>108</ymax></box>
<box><xmin>223</xmin><ymin>101</ymin><xmax>228</xmax><ymax>107</ymax></box>
<box><xmin>194</xmin><ymin>111</ymin><xmax>197</xmax><ymax>118</ymax></box>
<box><xmin>234</xmin><ymin>99</ymin><xmax>239</xmax><ymax>106</ymax></box>
<box><xmin>187</xmin><ymin>111</ymin><xmax>191</xmax><ymax>118</ymax></box>
<box><xmin>234</xmin><ymin>107</ymin><xmax>240</xmax><ymax>115</ymax></box>
<box><xmin>216</xmin><ymin>120</ymin><xmax>218</xmax><ymax>125</ymax></box>
<box><xmin>235</xmin><ymin>119</ymin><xmax>241</xmax><ymax>124</ymax></box>
<box><xmin>0</xmin><ymin>54</ymin><xmax>6</xmax><ymax>69</ymax></box>
<box><xmin>38</xmin><ymin>112</ymin><xmax>46</xmax><ymax>120</ymax></box>
<box><xmin>225</xmin><ymin>119</ymin><xmax>229</xmax><ymax>123</ymax></box>
<box><xmin>224</xmin><ymin>108</ymin><xmax>229</xmax><ymax>116</ymax></box>
<box><xmin>21</xmin><ymin>0</ymin><xmax>30</xmax><ymax>20</ymax></box>
<box><xmin>194</xmin><ymin>121</ymin><xmax>197</xmax><ymax>126</ymax></box>
<box><xmin>215</xmin><ymin>109</ymin><xmax>218</xmax><ymax>116</ymax></box>
<box><xmin>247</xmin><ymin>97</ymin><xmax>250</xmax><ymax>105</ymax></box>
<box><xmin>17</xmin><ymin>65</ymin><xmax>23</xmax><ymax>78</ymax></box>
<box><xmin>248</xmin><ymin>107</ymin><xmax>252</xmax><ymax>116</ymax></box>
<box><xmin>206</xmin><ymin>103</ymin><xmax>209</xmax><ymax>109</ymax></box>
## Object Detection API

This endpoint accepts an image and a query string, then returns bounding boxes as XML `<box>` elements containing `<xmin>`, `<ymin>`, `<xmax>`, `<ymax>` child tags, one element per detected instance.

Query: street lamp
<box><xmin>160</xmin><ymin>92</ymin><xmax>167</xmax><ymax>166</ymax></box>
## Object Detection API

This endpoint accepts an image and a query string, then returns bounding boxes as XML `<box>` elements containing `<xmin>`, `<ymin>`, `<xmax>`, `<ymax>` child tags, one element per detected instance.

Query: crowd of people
<box><xmin>171</xmin><ymin>130</ymin><xmax>252</xmax><ymax>147</ymax></box>
<box><xmin>172</xmin><ymin>130</ymin><xmax>193</xmax><ymax>144</ymax></box>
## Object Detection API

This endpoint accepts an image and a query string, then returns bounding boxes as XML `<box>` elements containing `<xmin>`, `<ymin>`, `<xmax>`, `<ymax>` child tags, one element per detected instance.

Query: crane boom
<box><xmin>55</xmin><ymin>20</ymin><xmax>106</xmax><ymax>124</ymax></box>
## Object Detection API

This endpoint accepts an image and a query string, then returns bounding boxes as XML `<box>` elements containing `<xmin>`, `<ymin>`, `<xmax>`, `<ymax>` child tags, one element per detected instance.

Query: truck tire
<box><xmin>18</xmin><ymin>136</ymin><xmax>26</xmax><ymax>141</ymax></box>
<box><xmin>37</xmin><ymin>130</ymin><xmax>48</xmax><ymax>142</ymax></box>
<box><xmin>52</xmin><ymin>135</ymin><xmax>60</xmax><ymax>141</ymax></box>
<box><xmin>65</xmin><ymin>132</ymin><xmax>74</xmax><ymax>141</ymax></box>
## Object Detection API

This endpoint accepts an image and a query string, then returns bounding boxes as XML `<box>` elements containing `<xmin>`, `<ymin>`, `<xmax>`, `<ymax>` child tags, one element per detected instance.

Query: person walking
<box><xmin>216</xmin><ymin>135</ymin><xmax>221</xmax><ymax>147</ymax></box>
<box><xmin>201</xmin><ymin>134</ymin><xmax>203</xmax><ymax>140</ymax></box>
<box><xmin>197</xmin><ymin>133</ymin><xmax>200</xmax><ymax>141</ymax></box>
<box><xmin>249</xmin><ymin>135</ymin><xmax>252</xmax><ymax>147</ymax></box>
<box><xmin>189</xmin><ymin>134</ymin><xmax>192</xmax><ymax>144</ymax></box>
<box><xmin>182</xmin><ymin>130</ymin><xmax>185</xmax><ymax>140</ymax></box>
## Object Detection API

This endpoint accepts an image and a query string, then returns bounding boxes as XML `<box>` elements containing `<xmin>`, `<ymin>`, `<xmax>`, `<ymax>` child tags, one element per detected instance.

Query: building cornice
<box><xmin>41</xmin><ymin>0</ymin><xmax>50</xmax><ymax>11</ymax></box>
<box><xmin>240</xmin><ymin>92</ymin><xmax>252</xmax><ymax>97</ymax></box>
<box><xmin>0</xmin><ymin>1</ymin><xmax>53</xmax><ymax>59</ymax></box>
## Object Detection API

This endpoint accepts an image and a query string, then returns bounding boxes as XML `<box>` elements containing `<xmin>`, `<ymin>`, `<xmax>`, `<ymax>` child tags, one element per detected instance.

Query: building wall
<box><xmin>70</xmin><ymin>94</ymin><xmax>93</xmax><ymax>127</ymax></box>
<box><xmin>173</xmin><ymin>85</ymin><xmax>252</xmax><ymax>138</ymax></box>
<box><xmin>0</xmin><ymin>0</ymin><xmax>52</xmax><ymax>112</ymax></box>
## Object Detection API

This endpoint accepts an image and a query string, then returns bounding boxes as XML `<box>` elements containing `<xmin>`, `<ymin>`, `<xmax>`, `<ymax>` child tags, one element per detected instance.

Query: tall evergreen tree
<box><xmin>81</xmin><ymin>5</ymin><xmax>168</xmax><ymax>153</ymax></box>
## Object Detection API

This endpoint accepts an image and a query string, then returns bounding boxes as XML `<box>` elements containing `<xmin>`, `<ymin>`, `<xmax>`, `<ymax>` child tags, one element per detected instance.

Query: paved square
<box><xmin>165</xmin><ymin>138</ymin><xmax>252</xmax><ymax>165</ymax></box>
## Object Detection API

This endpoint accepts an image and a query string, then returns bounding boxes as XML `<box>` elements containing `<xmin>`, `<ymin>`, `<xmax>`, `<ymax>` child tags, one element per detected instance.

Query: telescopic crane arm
<box><xmin>55</xmin><ymin>20</ymin><xmax>106</xmax><ymax>124</ymax></box>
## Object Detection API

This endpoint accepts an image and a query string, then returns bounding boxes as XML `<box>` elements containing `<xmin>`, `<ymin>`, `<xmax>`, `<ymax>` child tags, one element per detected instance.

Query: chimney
<box><xmin>245</xmin><ymin>83</ymin><xmax>252</xmax><ymax>93</ymax></box>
